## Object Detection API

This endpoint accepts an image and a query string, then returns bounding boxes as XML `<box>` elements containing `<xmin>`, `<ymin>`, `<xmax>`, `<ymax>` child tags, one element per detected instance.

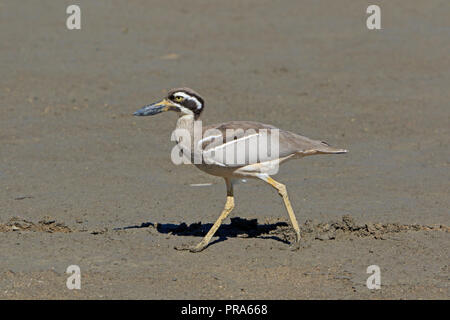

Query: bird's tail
<box><xmin>316</xmin><ymin>141</ymin><xmax>348</xmax><ymax>154</ymax></box>
<box><xmin>316</xmin><ymin>140</ymin><xmax>348</xmax><ymax>154</ymax></box>
<box><xmin>317</xmin><ymin>147</ymin><xmax>348</xmax><ymax>154</ymax></box>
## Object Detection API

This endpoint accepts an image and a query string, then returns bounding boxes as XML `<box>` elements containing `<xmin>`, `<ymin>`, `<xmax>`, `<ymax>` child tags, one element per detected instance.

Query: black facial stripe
<box><xmin>176</xmin><ymin>91</ymin><xmax>204</xmax><ymax>106</ymax></box>
<box><xmin>183</xmin><ymin>98</ymin><xmax>201</xmax><ymax>111</ymax></box>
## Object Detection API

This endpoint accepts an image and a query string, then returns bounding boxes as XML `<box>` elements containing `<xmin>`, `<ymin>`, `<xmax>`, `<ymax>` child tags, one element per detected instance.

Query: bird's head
<box><xmin>134</xmin><ymin>87</ymin><xmax>204</xmax><ymax>120</ymax></box>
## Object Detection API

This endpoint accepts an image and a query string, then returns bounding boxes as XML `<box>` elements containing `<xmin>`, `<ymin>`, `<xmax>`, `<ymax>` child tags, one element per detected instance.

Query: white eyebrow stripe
<box><xmin>174</xmin><ymin>92</ymin><xmax>202</xmax><ymax>110</ymax></box>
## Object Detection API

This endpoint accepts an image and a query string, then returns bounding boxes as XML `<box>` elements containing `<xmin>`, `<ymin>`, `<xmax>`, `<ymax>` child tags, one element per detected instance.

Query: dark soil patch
<box><xmin>0</xmin><ymin>217</ymin><xmax>71</xmax><ymax>233</ymax></box>
<box><xmin>114</xmin><ymin>215</ymin><xmax>449</xmax><ymax>243</ymax></box>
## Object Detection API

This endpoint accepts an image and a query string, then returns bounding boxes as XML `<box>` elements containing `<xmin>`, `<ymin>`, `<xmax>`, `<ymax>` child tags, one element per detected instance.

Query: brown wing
<box><xmin>198</xmin><ymin>121</ymin><xmax>346</xmax><ymax>166</ymax></box>
<box><xmin>201</xmin><ymin>121</ymin><xmax>277</xmax><ymax>151</ymax></box>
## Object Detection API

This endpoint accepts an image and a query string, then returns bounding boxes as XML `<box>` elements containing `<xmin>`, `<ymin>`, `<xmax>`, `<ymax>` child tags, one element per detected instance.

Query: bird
<box><xmin>134</xmin><ymin>87</ymin><xmax>347</xmax><ymax>252</ymax></box>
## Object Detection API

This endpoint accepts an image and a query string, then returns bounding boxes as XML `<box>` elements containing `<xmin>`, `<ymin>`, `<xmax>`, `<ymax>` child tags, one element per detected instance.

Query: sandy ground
<box><xmin>0</xmin><ymin>0</ymin><xmax>449</xmax><ymax>299</ymax></box>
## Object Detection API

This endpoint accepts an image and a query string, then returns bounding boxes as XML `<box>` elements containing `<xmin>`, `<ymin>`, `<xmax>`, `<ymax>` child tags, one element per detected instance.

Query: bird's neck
<box><xmin>174</xmin><ymin>114</ymin><xmax>197</xmax><ymax>153</ymax></box>
<box><xmin>175</xmin><ymin>114</ymin><xmax>195</xmax><ymax>133</ymax></box>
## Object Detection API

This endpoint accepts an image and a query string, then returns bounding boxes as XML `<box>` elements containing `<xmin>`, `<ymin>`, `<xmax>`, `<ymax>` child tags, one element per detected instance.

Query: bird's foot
<box><xmin>174</xmin><ymin>243</ymin><xmax>206</xmax><ymax>253</ymax></box>
<box><xmin>289</xmin><ymin>241</ymin><xmax>301</xmax><ymax>251</ymax></box>
<box><xmin>282</xmin><ymin>234</ymin><xmax>302</xmax><ymax>251</ymax></box>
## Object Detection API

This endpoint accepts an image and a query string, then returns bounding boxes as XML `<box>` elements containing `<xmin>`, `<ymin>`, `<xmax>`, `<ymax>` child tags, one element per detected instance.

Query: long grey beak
<box><xmin>133</xmin><ymin>98</ymin><xmax>176</xmax><ymax>116</ymax></box>
<box><xmin>133</xmin><ymin>103</ymin><xmax>165</xmax><ymax>116</ymax></box>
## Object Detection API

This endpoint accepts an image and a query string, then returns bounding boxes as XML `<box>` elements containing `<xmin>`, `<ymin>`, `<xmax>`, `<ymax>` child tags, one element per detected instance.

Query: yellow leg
<box><xmin>175</xmin><ymin>178</ymin><xmax>235</xmax><ymax>253</ymax></box>
<box><xmin>263</xmin><ymin>176</ymin><xmax>301</xmax><ymax>246</ymax></box>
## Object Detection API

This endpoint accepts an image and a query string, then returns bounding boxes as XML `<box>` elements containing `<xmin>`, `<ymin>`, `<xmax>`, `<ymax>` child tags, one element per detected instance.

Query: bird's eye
<box><xmin>173</xmin><ymin>96</ymin><xmax>184</xmax><ymax>102</ymax></box>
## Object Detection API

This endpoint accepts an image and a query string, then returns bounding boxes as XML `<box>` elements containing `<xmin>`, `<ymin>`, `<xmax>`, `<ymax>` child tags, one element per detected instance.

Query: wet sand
<box><xmin>0</xmin><ymin>0</ymin><xmax>449</xmax><ymax>299</ymax></box>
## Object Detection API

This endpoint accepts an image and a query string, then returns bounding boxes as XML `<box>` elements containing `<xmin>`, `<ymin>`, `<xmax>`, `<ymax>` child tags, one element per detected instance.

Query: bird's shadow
<box><xmin>114</xmin><ymin>217</ymin><xmax>291</xmax><ymax>246</ymax></box>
